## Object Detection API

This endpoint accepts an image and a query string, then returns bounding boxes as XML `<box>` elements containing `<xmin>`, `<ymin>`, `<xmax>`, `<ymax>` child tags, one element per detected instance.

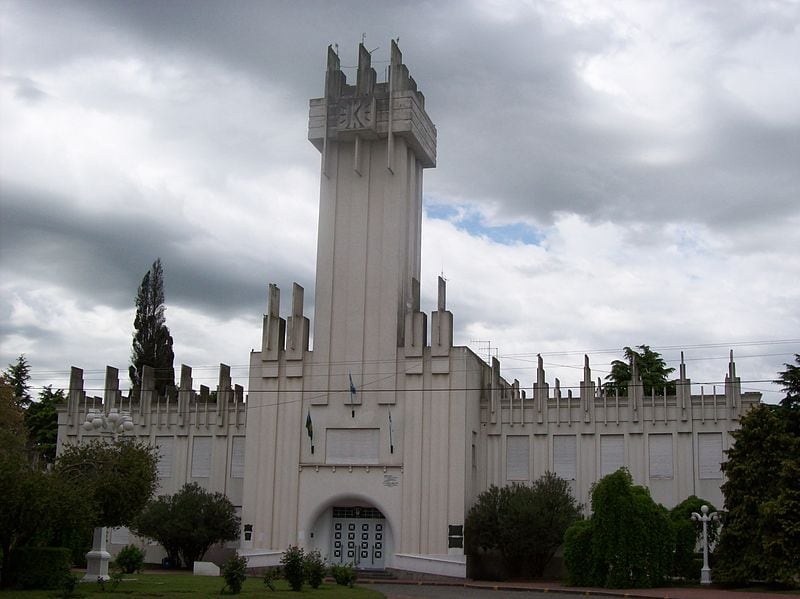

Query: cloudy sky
<box><xmin>1</xmin><ymin>0</ymin><xmax>798</xmax><ymax>402</ymax></box>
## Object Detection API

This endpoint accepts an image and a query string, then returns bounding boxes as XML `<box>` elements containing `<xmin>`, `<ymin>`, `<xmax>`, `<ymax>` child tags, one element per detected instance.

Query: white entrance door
<box><xmin>330</xmin><ymin>506</ymin><xmax>385</xmax><ymax>569</ymax></box>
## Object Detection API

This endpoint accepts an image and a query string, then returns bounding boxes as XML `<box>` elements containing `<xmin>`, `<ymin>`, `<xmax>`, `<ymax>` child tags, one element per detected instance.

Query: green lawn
<box><xmin>0</xmin><ymin>572</ymin><xmax>386</xmax><ymax>598</ymax></box>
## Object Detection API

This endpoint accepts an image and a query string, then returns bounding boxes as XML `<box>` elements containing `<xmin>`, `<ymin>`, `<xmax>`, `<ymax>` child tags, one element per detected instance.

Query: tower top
<box><xmin>308</xmin><ymin>40</ymin><xmax>436</xmax><ymax>168</ymax></box>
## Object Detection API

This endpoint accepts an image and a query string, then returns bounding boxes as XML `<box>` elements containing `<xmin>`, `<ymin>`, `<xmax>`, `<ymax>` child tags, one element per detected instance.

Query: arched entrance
<box><xmin>329</xmin><ymin>505</ymin><xmax>386</xmax><ymax>569</ymax></box>
<box><xmin>305</xmin><ymin>496</ymin><xmax>394</xmax><ymax>571</ymax></box>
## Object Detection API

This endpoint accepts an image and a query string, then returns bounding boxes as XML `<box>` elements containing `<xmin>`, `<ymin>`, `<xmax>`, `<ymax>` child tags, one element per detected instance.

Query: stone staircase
<box><xmin>356</xmin><ymin>569</ymin><xmax>398</xmax><ymax>581</ymax></box>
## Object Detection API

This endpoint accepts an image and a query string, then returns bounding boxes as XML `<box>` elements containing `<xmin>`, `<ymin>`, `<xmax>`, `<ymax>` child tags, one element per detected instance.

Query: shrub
<box><xmin>465</xmin><ymin>472</ymin><xmax>583</xmax><ymax>579</ymax></box>
<box><xmin>330</xmin><ymin>562</ymin><xmax>357</xmax><ymax>587</ymax></box>
<box><xmin>263</xmin><ymin>567</ymin><xmax>281</xmax><ymax>591</ymax></box>
<box><xmin>563</xmin><ymin>519</ymin><xmax>595</xmax><ymax>586</ymax></box>
<box><xmin>5</xmin><ymin>546</ymin><xmax>71</xmax><ymax>589</ymax></box>
<box><xmin>304</xmin><ymin>549</ymin><xmax>326</xmax><ymax>589</ymax></box>
<box><xmin>97</xmin><ymin>568</ymin><xmax>124</xmax><ymax>593</ymax></box>
<box><xmin>222</xmin><ymin>554</ymin><xmax>248</xmax><ymax>594</ymax></box>
<box><xmin>59</xmin><ymin>573</ymin><xmax>79</xmax><ymax>598</ymax></box>
<box><xmin>133</xmin><ymin>482</ymin><xmax>240</xmax><ymax>568</ymax></box>
<box><xmin>563</xmin><ymin>469</ymin><xmax>674</xmax><ymax>589</ymax></box>
<box><xmin>115</xmin><ymin>543</ymin><xmax>145</xmax><ymax>574</ymax></box>
<box><xmin>280</xmin><ymin>545</ymin><xmax>305</xmax><ymax>591</ymax></box>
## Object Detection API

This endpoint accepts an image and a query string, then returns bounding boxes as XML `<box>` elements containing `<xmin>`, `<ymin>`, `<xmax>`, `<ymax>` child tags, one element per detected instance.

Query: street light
<box><xmin>82</xmin><ymin>407</ymin><xmax>134</xmax><ymax>440</ymax></box>
<box><xmin>80</xmin><ymin>406</ymin><xmax>135</xmax><ymax>581</ymax></box>
<box><xmin>691</xmin><ymin>504</ymin><xmax>719</xmax><ymax>585</ymax></box>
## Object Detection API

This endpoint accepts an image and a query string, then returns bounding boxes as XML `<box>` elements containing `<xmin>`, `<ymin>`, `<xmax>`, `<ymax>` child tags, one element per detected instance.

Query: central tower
<box><xmin>308</xmin><ymin>41</ymin><xmax>436</xmax><ymax>385</ymax></box>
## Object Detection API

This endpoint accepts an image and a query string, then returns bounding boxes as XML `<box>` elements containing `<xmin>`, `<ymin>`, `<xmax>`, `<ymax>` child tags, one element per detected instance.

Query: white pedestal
<box><xmin>82</xmin><ymin>527</ymin><xmax>111</xmax><ymax>582</ymax></box>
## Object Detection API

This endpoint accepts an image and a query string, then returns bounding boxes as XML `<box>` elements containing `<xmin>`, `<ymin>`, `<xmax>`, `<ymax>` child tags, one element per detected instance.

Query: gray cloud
<box><xmin>0</xmin><ymin>184</ymin><xmax>313</xmax><ymax>316</ymax></box>
<box><xmin>1</xmin><ymin>0</ymin><xmax>798</xmax><ymax>400</ymax></box>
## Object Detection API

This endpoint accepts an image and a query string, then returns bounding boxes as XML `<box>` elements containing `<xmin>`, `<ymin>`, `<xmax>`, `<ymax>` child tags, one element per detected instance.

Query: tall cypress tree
<box><xmin>129</xmin><ymin>259</ymin><xmax>175</xmax><ymax>396</ymax></box>
<box><xmin>2</xmin><ymin>355</ymin><xmax>32</xmax><ymax>409</ymax></box>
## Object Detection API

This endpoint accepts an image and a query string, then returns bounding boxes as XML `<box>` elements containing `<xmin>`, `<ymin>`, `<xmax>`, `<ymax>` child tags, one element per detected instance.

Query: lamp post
<box><xmin>80</xmin><ymin>407</ymin><xmax>135</xmax><ymax>582</ymax></box>
<box><xmin>691</xmin><ymin>504</ymin><xmax>719</xmax><ymax>585</ymax></box>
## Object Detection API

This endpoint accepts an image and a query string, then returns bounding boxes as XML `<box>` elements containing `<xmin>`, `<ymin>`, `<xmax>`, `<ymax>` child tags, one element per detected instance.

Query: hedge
<box><xmin>5</xmin><ymin>546</ymin><xmax>71</xmax><ymax>589</ymax></box>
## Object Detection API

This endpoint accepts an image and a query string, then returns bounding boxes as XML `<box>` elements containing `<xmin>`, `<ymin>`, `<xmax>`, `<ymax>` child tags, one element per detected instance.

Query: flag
<box><xmin>388</xmin><ymin>408</ymin><xmax>394</xmax><ymax>454</ymax></box>
<box><xmin>305</xmin><ymin>409</ymin><xmax>314</xmax><ymax>453</ymax></box>
<box><xmin>349</xmin><ymin>372</ymin><xmax>357</xmax><ymax>397</ymax></box>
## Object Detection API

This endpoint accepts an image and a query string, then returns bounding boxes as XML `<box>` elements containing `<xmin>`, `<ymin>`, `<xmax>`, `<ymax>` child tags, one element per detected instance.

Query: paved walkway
<box><xmin>365</xmin><ymin>579</ymin><xmax>793</xmax><ymax>599</ymax></box>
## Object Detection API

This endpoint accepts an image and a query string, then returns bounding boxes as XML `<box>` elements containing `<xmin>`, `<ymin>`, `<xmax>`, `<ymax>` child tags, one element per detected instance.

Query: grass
<box><xmin>0</xmin><ymin>572</ymin><xmax>386</xmax><ymax>598</ymax></box>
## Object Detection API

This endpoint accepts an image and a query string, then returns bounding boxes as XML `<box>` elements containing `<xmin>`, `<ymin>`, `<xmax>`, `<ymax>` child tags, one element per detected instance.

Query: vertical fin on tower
<box><xmin>387</xmin><ymin>39</ymin><xmax>399</xmax><ymax>173</ymax></box>
<box><xmin>104</xmin><ymin>366</ymin><xmax>119</xmax><ymax>414</ymax></box>
<box><xmin>677</xmin><ymin>351</ymin><xmax>691</xmax><ymax>421</ymax></box>
<box><xmin>356</xmin><ymin>43</ymin><xmax>375</xmax><ymax>96</ymax></box>
<box><xmin>405</xmin><ymin>277</ymin><xmax>427</xmax><ymax>356</ymax></box>
<box><xmin>178</xmin><ymin>364</ymin><xmax>192</xmax><ymax>427</ymax></box>
<box><xmin>629</xmin><ymin>354</ymin><xmax>642</xmax><ymax>416</ymax></box>
<box><xmin>322</xmin><ymin>44</ymin><xmax>343</xmax><ymax>177</ymax></box>
<box><xmin>535</xmin><ymin>355</ymin><xmax>548</xmax><ymax>424</ymax></box>
<box><xmin>432</xmin><ymin>276</ymin><xmax>453</xmax><ymax>357</ymax></box>
<box><xmin>217</xmin><ymin>364</ymin><xmax>231</xmax><ymax>427</ymax></box>
<box><xmin>581</xmin><ymin>354</ymin><xmax>594</xmax><ymax>423</ymax></box>
<box><xmin>287</xmin><ymin>282</ymin><xmax>310</xmax><ymax>359</ymax></box>
<box><xmin>67</xmin><ymin>367</ymin><xmax>84</xmax><ymax>427</ymax></box>
<box><xmin>140</xmin><ymin>365</ymin><xmax>155</xmax><ymax>426</ymax></box>
<box><xmin>725</xmin><ymin>349</ymin><xmax>741</xmax><ymax>418</ymax></box>
<box><xmin>262</xmin><ymin>284</ymin><xmax>286</xmax><ymax>361</ymax></box>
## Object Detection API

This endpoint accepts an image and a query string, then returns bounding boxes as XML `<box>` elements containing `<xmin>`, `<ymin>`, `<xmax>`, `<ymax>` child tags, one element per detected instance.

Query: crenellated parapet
<box><xmin>308</xmin><ymin>39</ymin><xmax>437</xmax><ymax>170</ymax></box>
<box><xmin>57</xmin><ymin>362</ymin><xmax>245</xmax><ymax>448</ymax></box>
<box><xmin>259</xmin><ymin>282</ymin><xmax>310</xmax><ymax>368</ymax></box>
<box><xmin>480</xmin><ymin>350</ymin><xmax>758</xmax><ymax>429</ymax></box>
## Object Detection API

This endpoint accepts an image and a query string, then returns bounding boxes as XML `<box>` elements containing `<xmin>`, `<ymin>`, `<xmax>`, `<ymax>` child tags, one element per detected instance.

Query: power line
<box><xmin>23</xmin><ymin>345</ymin><xmax>800</xmax><ymax>380</ymax></box>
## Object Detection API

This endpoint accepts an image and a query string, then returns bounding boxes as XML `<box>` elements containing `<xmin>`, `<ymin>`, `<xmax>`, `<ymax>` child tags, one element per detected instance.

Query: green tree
<box><xmin>0</xmin><ymin>374</ymin><xmax>26</xmax><ymax>457</ymax></box>
<box><xmin>3</xmin><ymin>355</ymin><xmax>32</xmax><ymax>409</ymax></box>
<box><xmin>54</xmin><ymin>438</ymin><xmax>159</xmax><ymax>529</ymax></box>
<box><xmin>129</xmin><ymin>258</ymin><xmax>175</xmax><ymax>397</ymax></box>
<box><xmin>133</xmin><ymin>482</ymin><xmax>240</xmax><ymax>568</ymax></box>
<box><xmin>604</xmin><ymin>345</ymin><xmax>675</xmax><ymax>396</ymax></box>
<box><xmin>465</xmin><ymin>473</ymin><xmax>583</xmax><ymax>578</ymax></box>
<box><xmin>774</xmin><ymin>353</ymin><xmax>800</xmax><ymax>410</ymax></box>
<box><xmin>0</xmin><ymin>463</ymin><xmax>91</xmax><ymax>586</ymax></box>
<box><xmin>24</xmin><ymin>385</ymin><xmax>65</xmax><ymax>463</ymax></box>
<box><xmin>1</xmin><ymin>390</ymin><xmax>92</xmax><ymax>586</ymax></box>
<box><xmin>1</xmin><ymin>378</ymin><xmax>93</xmax><ymax>575</ymax></box>
<box><xmin>563</xmin><ymin>469</ymin><xmax>674</xmax><ymax>588</ymax></box>
<box><xmin>715</xmin><ymin>402</ymin><xmax>800</xmax><ymax>586</ymax></box>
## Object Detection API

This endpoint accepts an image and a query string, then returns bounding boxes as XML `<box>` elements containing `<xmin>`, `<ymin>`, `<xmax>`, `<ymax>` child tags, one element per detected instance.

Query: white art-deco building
<box><xmin>57</xmin><ymin>42</ymin><xmax>760</xmax><ymax>578</ymax></box>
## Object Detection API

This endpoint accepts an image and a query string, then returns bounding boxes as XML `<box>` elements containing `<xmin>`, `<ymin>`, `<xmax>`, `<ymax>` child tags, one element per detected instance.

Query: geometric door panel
<box><xmin>330</xmin><ymin>506</ymin><xmax>386</xmax><ymax>569</ymax></box>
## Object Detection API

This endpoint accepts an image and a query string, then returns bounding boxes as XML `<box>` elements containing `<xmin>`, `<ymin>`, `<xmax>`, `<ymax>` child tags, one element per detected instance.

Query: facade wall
<box><xmin>477</xmin><ymin>356</ymin><xmax>758</xmax><ymax>510</ymax></box>
<box><xmin>56</xmin><ymin>364</ymin><xmax>245</xmax><ymax>563</ymax></box>
<box><xmin>54</xmin><ymin>41</ymin><xmax>762</xmax><ymax>578</ymax></box>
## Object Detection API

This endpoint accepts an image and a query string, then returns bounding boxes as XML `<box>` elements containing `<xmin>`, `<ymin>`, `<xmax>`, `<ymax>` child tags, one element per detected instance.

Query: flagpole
<box><xmin>305</xmin><ymin>409</ymin><xmax>314</xmax><ymax>454</ymax></box>
<box><xmin>389</xmin><ymin>408</ymin><xmax>394</xmax><ymax>454</ymax></box>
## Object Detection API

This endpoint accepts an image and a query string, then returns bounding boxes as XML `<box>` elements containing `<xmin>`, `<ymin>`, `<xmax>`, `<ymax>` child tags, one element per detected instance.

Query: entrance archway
<box><xmin>306</xmin><ymin>496</ymin><xmax>394</xmax><ymax>571</ymax></box>
<box><xmin>330</xmin><ymin>505</ymin><xmax>386</xmax><ymax>569</ymax></box>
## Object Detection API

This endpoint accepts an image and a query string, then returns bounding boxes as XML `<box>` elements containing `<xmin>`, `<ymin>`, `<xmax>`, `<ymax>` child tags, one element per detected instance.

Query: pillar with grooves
<box><xmin>307</xmin><ymin>40</ymin><xmax>436</xmax><ymax>397</ymax></box>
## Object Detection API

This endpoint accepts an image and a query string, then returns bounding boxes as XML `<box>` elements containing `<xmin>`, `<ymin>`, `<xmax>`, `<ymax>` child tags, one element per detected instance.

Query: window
<box><xmin>231</xmin><ymin>437</ymin><xmax>246</xmax><ymax>478</ymax></box>
<box><xmin>698</xmin><ymin>433</ymin><xmax>723</xmax><ymax>480</ymax></box>
<box><xmin>191</xmin><ymin>436</ymin><xmax>212</xmax><ymax>478</ymax></box>
<box><xmin>155</xmin><ymin>436</ymin><xmax>174</xmax><ymax>478</ymax></box>
<box><xmin>448</xmin><ymin>525</ymin><xmax>464</xmax><ymax>549</ymax></box>
<box><xmin>553</xmin><ymin>435</ymin><xmax>577</xmax><ymax>481</ymax></box>
<box><xmin>326</xmin><ymin>429</ymin><xmax>380</xmax><ymax>465</ymax></box>
<box><xmin>600</xmin><ymin>435</ymin><xmax>624</xmax><ymax>477</ymax></box>
<box><xmin>505</xmin><ymin>435</ymin><xmax>529</xmax><ymax>481</ymax></box>
<box><xmin>110</xmin><ymin>527</ymin><xmax>130</xmax><ymax>545</ymax></box>
<box><xmin>649</xmin><ymin>434</ymin><xmax>673</xmax><ymax>479</ymax></box>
